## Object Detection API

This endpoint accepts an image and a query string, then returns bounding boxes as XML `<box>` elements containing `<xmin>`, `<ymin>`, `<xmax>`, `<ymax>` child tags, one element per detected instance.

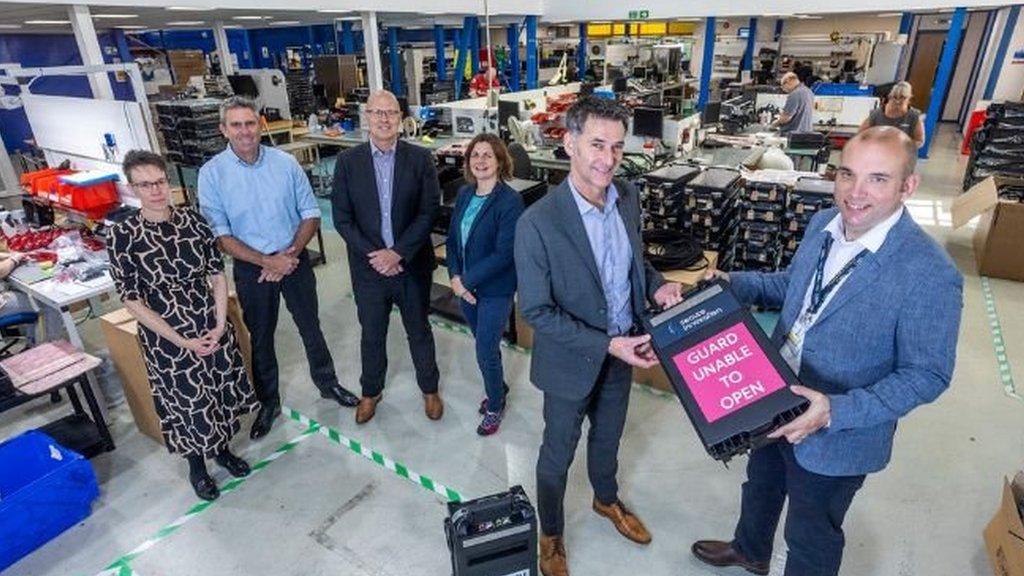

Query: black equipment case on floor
<box><xmin>445</xmin><ymin>485</ymin><xmax>537</xmax><ymax>576</ymax></box>
<box><xmin>642</xmin><ymin>279</ymin><xmax>808</xmax><ymax>462</ymax></box>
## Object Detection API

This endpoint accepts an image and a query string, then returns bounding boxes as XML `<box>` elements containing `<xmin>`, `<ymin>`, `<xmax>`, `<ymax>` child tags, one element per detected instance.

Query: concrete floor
<box><xmin>1</xmin><ymin>125</ymin><xmax>1020</xmax><ymax>576</ymax></box>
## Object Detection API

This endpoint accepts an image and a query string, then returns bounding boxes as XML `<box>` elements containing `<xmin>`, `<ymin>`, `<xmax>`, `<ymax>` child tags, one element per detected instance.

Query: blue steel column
<box><xmin>742</xmin><ymin>17</ymin><xmax>757</xmax><ymax>71</ymax></box>
<box><xmin>578</xmin><ymin>23</ymin><xmax>587</xmax><ymax>81</ymax></box>
<box><xmin>698</xmin><ymin>17</ymin><xmax>716</xmax><ymax>110</ymax></box>
<box><xmin>526</xmin><ymin>15</ymin><xmax>538</xmax><ymax>89</ymax></box>
<box><xmin>774</xmin><ymin>18</ymin><xmax>784</xmax><ymax>41</ymax></box>
<box><xmin>899</xmin><ymin>12</ymin><xmax>914</xmax><ymax>35</ymax></box>
<box><xmin>984</xmin><ymin>5</ymin><xmax>1021</xmax><ymax>100</ymax></box>
<box><xmin>434</xmin><ymin>25</ymin><xmax>447</xmax><ymax>82</ymax></box>
<box><xmin>341</xmin><ymin>21</ymin><xmax>354</xmax><ymax>55</ymax></box>
<box><xmin>454</xmin><ymin>18</ymin><xmax>472</xmax><ymax>100</ymax></box>
<box><xmin>388</xmin><ymin>26</ymin><xmax>403</xmax><ymax>97</ymax></box>
<box><xmin>469</xmin><ymin>16</ymin><xmax>481</xmax><ymax>73</ymax></box>
<box><xmin>112</xmin><ymin>29</ymin><xmax>132</xmax><ymax>64</ymax></box>
<box><xmin>920</xmin><ymin>7</ymin><xmax>966</xmax><ymax>158</ymax></box>
<box><xmin>508</xmin><ymin>23</ymin><xmax>521</xmax><ymax>91</ymax></box>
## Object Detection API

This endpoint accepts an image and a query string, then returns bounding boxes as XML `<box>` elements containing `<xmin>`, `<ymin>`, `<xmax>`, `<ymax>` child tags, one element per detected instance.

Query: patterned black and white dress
<box><xmin>108</xmin><ymin>207</ymin><xmax>256</xmax><ymax>457</ymax></box>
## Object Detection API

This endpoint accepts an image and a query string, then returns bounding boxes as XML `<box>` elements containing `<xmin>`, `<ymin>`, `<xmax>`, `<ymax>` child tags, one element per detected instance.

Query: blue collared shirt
<box><xmin>569</xmin><ymin>180</ymin><xmax>633</xmax><ymax>336</ymax></box>
<box><xmin>197</xmin><ymin>144</ymin><xmax>321</xmax><ymax>254</ymax></box>
<box><xmin>370</xmin><ymin>140</ymin><xmax>396</xmax><ymax>248</ymax></box>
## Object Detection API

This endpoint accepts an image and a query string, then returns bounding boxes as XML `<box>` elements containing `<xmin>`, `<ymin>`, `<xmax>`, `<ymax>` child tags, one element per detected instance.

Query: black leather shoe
<box><xmin>320</xmin><ymin>384</ymin><xmax>359</xmax><ymax>408</ymax></box>
<box><xmin>189</xmin><ymin>472</ymin><xmax>220</xmax><ymax>501</ymax></box>
<box><xmin>214</xmin><ymin>451</ymin><xmax>251</xmax><ymax>478</ymax></box>
<box><xmin>691</xmin><ymin>540</ymin><xmax>769</xmax><ymax>575</ymax></box>
<box><xmin>249</xmin><ymin>404</ymin><xmax>281</xmax><ymax>440</ymax></box>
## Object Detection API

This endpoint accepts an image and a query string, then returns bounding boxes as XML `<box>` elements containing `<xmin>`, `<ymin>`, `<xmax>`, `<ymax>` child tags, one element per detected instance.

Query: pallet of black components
<box><xmin>740</xmin><ymin>201</ymin><xmax>785</xmax><ymax>223</ymax></box>
<box><xmin>792</xmin><ymin>177</ymin><xmax>835</xmax><ymax>196</ymax></box>
<box><xmin>686</xmin><ymin>167</ymin><xmax>743</xmax><ymax>199</ymax></box>
<box><xmin>643</xmin><ymin>163</ymin><xmax>702</xmax><ymax>189</ymax></box>
<box><xmin>739</xmin><ymin>221</ymin><xmax>783</xmax><ymax>244</ymax></box>
<box><xmin>156</xmin><ymin>98</ymin><xmax>222</xmax><ymax>117</ymax></box>
<box><xmin>445</xmin><ymin>485</ymin><xmax>538</xmax><ymax>576</ymax></box>
<box><xmin>689</xmin><ymin>191</ymin><xmax>740</xmax><ymax>212</ymax></box>
<box><xmin>743</xmin><ymin>182</ymin><xmax>788</xmax><ymax>203</ymax></box>
<box><xmin>998</xmin><ymin>184</ymin><xmax>1024</xmax><ymax>202</ymax></box>
<box><xmin>642</xmin><ymin>279</ymin><xmax>808</xmax><ymax>462</ymax></box>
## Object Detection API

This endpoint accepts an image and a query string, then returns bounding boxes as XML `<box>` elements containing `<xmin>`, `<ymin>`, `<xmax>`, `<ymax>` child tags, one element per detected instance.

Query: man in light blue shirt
<box><xmin>198</xmin><ymin>96</ymin><xmax>358</xmax><ymax>441</ymax></box>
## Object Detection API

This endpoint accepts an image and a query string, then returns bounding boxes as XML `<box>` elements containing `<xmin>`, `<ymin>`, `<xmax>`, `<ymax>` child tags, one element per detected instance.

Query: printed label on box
<box><xmin>673</xmin><ymin>322</ymin><xmax>787</xmax><ymax>423</ymax></box>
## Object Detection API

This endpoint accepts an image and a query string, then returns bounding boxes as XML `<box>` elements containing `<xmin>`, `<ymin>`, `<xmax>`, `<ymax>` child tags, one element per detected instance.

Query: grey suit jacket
<box><xmin>514</xmin><ymin>178</ymin><xmax>665</xmax><ymax>400</ymax></box>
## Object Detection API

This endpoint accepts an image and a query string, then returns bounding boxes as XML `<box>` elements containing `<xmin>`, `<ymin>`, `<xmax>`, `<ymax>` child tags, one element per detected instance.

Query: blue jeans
<box><xmin>460</xmin><ymin>295</ymin><xmax>513</xmax><ymax>413</ymax></box>
<box><xmin>733</xmin><ymin>442</ymin><xmax>866</xmax><ymax>576</ymax></box>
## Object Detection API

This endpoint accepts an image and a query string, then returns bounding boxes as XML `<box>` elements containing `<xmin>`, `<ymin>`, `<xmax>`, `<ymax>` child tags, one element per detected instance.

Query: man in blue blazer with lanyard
<box><xmin>332</xmin><ymin>90</ymin><xmax>443</xmax><ymax>425</ymax></box>
<box><xmin>691</xmin><ymin>126</ymin><xmax>963</xmax><ymax>576</ymax></box>
<box><xmin>515</xmin><ymin>97</ymin><xmax>684</xmax><ymax>576</ymax></box>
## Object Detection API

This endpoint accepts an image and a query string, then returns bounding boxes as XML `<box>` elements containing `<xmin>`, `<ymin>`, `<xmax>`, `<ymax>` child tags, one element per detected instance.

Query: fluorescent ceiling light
<box><xmin>675</xmin><ymin>18</ymin><xmax>702</xmax><ymax>22</ymax></box>
<box><xmin>271</xmin><ymin>20</ymin><xmax>301</xmax><ymax>26</ymax></box>
<box><xmin>25</xmin><ymin>20</ymin><xmax>70</xmax><ymax>25</ymax></box>
<box><xmin>165</xmin><ymin>6</ymin><xmax>216</xmax><ymax>11</ymax></box>
<box><xmin>0</xmin><ymin>24</ymin><xmax>22</xmax><ymax>29</ymax></box>
<box><xmin>232</xmin><ymin>15</ymin><xmax>270</xmax><ymax>20</ymax></box>
<box><xmin>93</xmin><ymin>14</ymin><xmax>139</xmax><ymax>19</ymax></box>
<box><xmin>166</xmin><ymin>20</ymin><xmax>206</xmax><ymax>25</ymax></box>
<box><xmin>876</xmin><ymin>12</ymin><xmax>903</xmax><ymax>17</ymax></box>
<box><xmin>115</xmin><ymin>25</ymin><xmax>149</xmax><ymax>30</ymax></box>
<box><xmin>793</xmin><ymin>14</ymin><xmax>823</xmax><ymax>19</ymax></box>
<box><xmin>319</xmin><ymin>9</ymin><xmax>354</xmax><ymax>13</ymax></box>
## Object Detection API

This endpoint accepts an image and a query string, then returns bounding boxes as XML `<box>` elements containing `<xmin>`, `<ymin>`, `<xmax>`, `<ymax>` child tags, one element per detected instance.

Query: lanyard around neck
<box><xmin>808</xmin><ymin>234</ymin><xmax>867</xmax><ymax>316</ymax></box>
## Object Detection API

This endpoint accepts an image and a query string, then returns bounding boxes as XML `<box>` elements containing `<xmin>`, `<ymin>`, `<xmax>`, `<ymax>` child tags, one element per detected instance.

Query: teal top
<box><xmin>460</xmin><ymin>193</ymin><xmax>489</xmax><ymax>251</ymax></box>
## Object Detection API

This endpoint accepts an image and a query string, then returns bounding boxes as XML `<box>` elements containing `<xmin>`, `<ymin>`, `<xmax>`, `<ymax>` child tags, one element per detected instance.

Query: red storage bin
<box><xmin>20</xmin><ymin>169</ymin><xmax>73</xmax><ymax>199</ymax></box>
<box><xmin>57</xmin><ymin>181</ymin><xmax>118</xmax><ymax>218</ymax></box>
<box><xmin>962</xmin><ymin>108</ymin><xmax>989</xmax><ymax>155</ymax></box>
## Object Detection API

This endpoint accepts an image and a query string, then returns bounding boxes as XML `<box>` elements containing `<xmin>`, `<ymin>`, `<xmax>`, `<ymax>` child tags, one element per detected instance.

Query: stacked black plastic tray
<box><xmin>781</xmin><ymin>177</ymin><xmax>835</xmax><ymax>268</ymax></box>
<box><xmin>639</xmin><ymin>164</ymin><xmax>703</xmax><ymax>232</ymax></box>
<box><xmin>155</xmin><ymin>98</ymin><xmax>226</xmax><ymax>168</ymax></box>
<box><xmin>734</xmin><ymin>179</ymin><xmax>787</xmax><ymax>272</ymax></box>
<box><xmin>685</xmin><ymin>168</ymin><xmax>742</xmax><ymax>271</ymax></box>
<box><xmin>964</xmin><ymin>101</ymin><xmax>1024</xmax><ymax>191</ymax></box>
<box><xmin>285</xmin><ymin>69</ymin><xmax>315</xmax><ymax>118</ymax></box>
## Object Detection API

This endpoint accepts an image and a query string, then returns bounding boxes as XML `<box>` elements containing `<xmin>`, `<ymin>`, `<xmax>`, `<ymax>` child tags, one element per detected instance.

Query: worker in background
<box><xmin>859</xmin><ymin>81</ymin><xmax>925</xmax><ymax>148</ymax></box>
<box><xmin>469</xmin><ymin>65</ymin><xmax>501</xmax><ymax>98</ymax></box>
<box><xmin>690</xmin><ymin>127</ymin><xmax>962</xmax><ymax>576</ymax></box>
<box><xmin>199</xmin><ymin>96</ymin><xmax>360</xmax><ymax>441</ymax></box>
<box><xmin>774</xmin><ymin>72</ymin><xmax>815</xmax><ymax>134</ymax></box>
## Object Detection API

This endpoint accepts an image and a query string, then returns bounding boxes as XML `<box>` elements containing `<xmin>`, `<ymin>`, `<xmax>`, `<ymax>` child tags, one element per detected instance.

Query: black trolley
<box><xmin>445</xmin><ymin>485</ymin><xmax>538</xmax><ymax>576</ymax></box>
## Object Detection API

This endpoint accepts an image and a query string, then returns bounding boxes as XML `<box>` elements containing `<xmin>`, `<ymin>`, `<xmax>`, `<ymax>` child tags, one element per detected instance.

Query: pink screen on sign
<box><xmin>671</xmin><ymin>322</ymin><xmax>787</xmax><ymax>423</ymax></box>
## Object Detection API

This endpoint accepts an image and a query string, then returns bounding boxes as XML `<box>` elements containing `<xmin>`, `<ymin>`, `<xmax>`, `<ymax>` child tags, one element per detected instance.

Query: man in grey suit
<box><xmin>515</xmin><ymin>97</ymin><xmax>684</xmax><ymax>576</ymax></box>
<box><xmin>691</xmin><ymin>127</ymin><xmax>963</xmax><ymax>576</ymax></box>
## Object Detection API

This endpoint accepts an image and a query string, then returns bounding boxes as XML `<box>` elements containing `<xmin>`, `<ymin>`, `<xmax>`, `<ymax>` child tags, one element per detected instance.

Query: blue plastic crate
<box><xmin>0</xmin><ymin>430</ymin><xmax>99</xmax><ymax>572</ymax></box>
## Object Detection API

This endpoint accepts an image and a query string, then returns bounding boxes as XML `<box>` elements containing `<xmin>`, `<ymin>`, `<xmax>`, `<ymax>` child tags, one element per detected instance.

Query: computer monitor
<box><xmin>633</xmin><ymin>66</ymin><xmax>648</xmax><ymax>79</ymax></box>
<box><xmin>702</xmin><ymin>101</ymin><xmax>722</xmax><ymax>125</ymax></box>
<box><xmin>498</xmin><ymin>99</ymin><xmax>520</xmax><ymax>141</ymax></box>
<box><xmin>632</xmin><ymin>106</ymin><xmax>664</xmax><ymax>139</ymax></box>
<box><xmin>612</xmin><ymin>77</ymin><xmax>628</xmax><ymax>94</ymax></box>
<box><xmin>227</xmin><ymin>74</ymin><xmax>260</xmax><ymax>99</ymax></box>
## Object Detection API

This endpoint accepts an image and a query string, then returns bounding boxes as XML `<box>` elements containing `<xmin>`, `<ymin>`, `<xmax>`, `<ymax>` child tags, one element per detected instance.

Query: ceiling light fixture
<box><xmin>232</xmin><ymin>15</ymin><xmax>270</xmax><ymax>20</ymax></box>
<box><xmin>0</xmin><ymin>24</ymin><xmax>22</xmax><ymax>29</ymax></box>
<box><xmin>24</xmin><ymin>20</ymin><xmax>71</xmax><ymax>25</ymax></box>
<box><xmin>165</xmin><ymin>6</ymin><xmax>216</xmax><ymax>11</ymax></box>
<box><xmin>270</xmin><ymin>21</ymin><xmax>302</xmax><ymax>26</ymax></box>
<box><xmin>92</xmin><ymin>14</ymin><xmax>139</xmax><ymax>19</ymax></box>
<box><xmin>166</xmin><ymin>20</ymin><xmax>206</xmax><ymax>25</ymax></box>
<box><xmin>115</xmin><ymin>25</ymin><xmax>149</xmax><ymax>30</ymax></box>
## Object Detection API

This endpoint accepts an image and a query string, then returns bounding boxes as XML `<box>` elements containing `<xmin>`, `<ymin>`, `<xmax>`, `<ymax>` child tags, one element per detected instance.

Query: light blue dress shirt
<box><xmin>370</xmin><ymin>140</ymin><xmax>396</xmax><ymax>248</ymax></box>
<box><xmin>198</xmin><ymin>145</ymin><xmax>321</xmax><ymax>254</ymax></box>
<box><xmin>569</xmin><ymin>180</ymin><xmax>633</xmax><ymax>336</ymax></box>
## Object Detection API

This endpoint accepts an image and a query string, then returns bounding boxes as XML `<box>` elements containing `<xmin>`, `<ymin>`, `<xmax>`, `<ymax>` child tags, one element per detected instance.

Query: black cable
<box><xmin>642</xmin><ymin>228</ymin><xmax>707</xmax><ymax>272</ymax></box>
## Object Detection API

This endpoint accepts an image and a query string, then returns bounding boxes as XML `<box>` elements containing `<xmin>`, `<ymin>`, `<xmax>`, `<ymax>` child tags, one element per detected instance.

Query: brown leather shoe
<box><xmin>539</xmin><ymin>534</ymin><xmax>569</xmax><ymax>576</ymax></box>
<box><xmin>691</xmin><ymin>540</ymin><xmax>769</xmax><ymax>576</ymax></box>
<box><xmin>423</xmin><ymin>393</ymin><xmax>443</xmax><ymax>420</ymax></box>
<box><xmin>592</xmin><ymin>499</ymin><xmax>652</xmax><ymax>545</ymax></box>
<box><xmin>355</xmin><ymin>394</ymin><xmax>382</xmax><ymax>425</ymax></box>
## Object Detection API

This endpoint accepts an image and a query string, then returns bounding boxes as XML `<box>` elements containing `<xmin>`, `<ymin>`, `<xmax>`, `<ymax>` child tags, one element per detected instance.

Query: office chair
<box><xmin>508</xmin><ymin>143</ymin><xmax>534</xmax><ymax>180</ymax></box>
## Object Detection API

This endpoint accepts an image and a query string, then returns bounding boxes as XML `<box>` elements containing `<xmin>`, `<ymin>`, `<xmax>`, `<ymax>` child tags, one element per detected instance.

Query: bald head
<box><xmin>845</xmin><ymin>126</ymin><xmax>917</xmax><ymax>179</ymax></box>
<box><xmin>780</xmin><ymin>72</ymin><xmax>800</xmax><ymax>92</ymax></box>
<box><xmin>367</xmin><ymin>89</ymin><xmax>399</xmax><ymax>110</ymax></box>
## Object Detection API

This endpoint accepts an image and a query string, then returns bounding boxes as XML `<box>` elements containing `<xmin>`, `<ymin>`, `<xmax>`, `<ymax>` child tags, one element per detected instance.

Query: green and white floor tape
<box><xmin>93</xmin><ymin>424</ymin><xmax>320</xmax><ymax>576</ymax></box>
<box><xmin>284</xmin><ymin>406</ymin><xmax>463</xmax><ymax>503</ymax></box>
<box><xmin>981</xmin><ymin>276</ymin><xmax>1019</xmax><ymax>402</ymax></box>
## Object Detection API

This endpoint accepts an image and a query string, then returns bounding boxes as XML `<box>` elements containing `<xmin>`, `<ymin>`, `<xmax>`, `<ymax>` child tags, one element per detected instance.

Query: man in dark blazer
<box><xmin>515</xmin><ymin>97</ymin><xmax>684</xmax><ymax>576</ymax></box>
<box><xmin>331</xmin><ymin>90</ymin><xmax>443</xmax><ymax>425</ymax></box>
<box><xmin>691</xmin><ymin>127</ymin><xmax>963</xmax><ymax>576</ymax></box>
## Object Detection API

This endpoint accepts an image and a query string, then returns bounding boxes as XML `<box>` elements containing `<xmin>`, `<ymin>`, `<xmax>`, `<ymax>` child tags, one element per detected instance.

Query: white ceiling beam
<box><xmin>361</xmin><ymin>11</ymin><xmax>383</xmax><ymax>93</ymax></box>
<box><xmin>67</xmin><ymin>4</ymin><xmax>114</xmax><ymax>100</ymax></box>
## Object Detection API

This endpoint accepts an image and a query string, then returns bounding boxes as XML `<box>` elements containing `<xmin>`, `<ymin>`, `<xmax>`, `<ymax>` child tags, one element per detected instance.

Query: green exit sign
<box><xmin>628</xmin><ymin>10</ymin><xmax>650</xmax><ymax>20</ymax></box>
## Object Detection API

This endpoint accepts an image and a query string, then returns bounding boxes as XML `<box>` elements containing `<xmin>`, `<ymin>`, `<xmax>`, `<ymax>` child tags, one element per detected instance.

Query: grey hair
<box><xmin>564</xmin><ymin>97</ymin><xmax>630</xmax><ymax>135</ymax></box>
<box><xmin>889</xmin><ymin>81</ymin><xmax>913</xmax><ymax>99</ymax></box>
<box><xmin>219</xmin><ymin>95</ymin><xmax>259</xmax><ymax>125</ymax></box>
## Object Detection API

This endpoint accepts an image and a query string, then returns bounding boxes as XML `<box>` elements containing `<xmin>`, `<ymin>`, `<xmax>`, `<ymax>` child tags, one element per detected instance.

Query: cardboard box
<box><xmin>99</xmin><ymin>294</ymin><xmax>252</xmax><ymax>445</ymax></box>
<box><xmin>952</xmin><ymin>176</ymin><xmax>1024</xmax><ymax>282</ymax></box>
<box><xmin>985</xmin><ymin>474</ymin><xmax>1024</xmax><ymax>576</ymax></box>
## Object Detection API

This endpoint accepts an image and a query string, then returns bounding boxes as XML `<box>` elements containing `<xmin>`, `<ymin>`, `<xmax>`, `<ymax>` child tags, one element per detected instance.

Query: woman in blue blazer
<box><xmin>447</xmin><ymin>134</ymin><xmax>525</xmax><ymax>435</ymax></box>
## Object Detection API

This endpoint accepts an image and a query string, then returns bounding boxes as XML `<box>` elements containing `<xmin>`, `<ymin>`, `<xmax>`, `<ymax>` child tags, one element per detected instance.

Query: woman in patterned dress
<box><xmin>108</xmin><ymin>150</ymin><xmax>257</xmax><ymax>501</ymax></box>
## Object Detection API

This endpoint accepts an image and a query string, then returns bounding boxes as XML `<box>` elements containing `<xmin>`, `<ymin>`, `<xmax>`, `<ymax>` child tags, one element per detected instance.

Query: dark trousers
<box><xmin>536</xmin><ymin>355</ymin><xmax>632</xmax><ymax>536</ymax></box>
<box><xmin>733</xmin><ymin>442</ymin><xmax>866</xmax><ymax>576</ymax></box>
<box><xmin>352</xmin><ymin>270</ymin><xmax>439</xmax><ymax>397</ymax></box>
<box><xmin>460</xmin><ymin>295</ymin><xmax>513</xmax><ymax>413</ymax></box>
<box><xmin>233</xmin><ymin>251</ymin><xmax>337</xmax><ymax>407</ymax></box>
